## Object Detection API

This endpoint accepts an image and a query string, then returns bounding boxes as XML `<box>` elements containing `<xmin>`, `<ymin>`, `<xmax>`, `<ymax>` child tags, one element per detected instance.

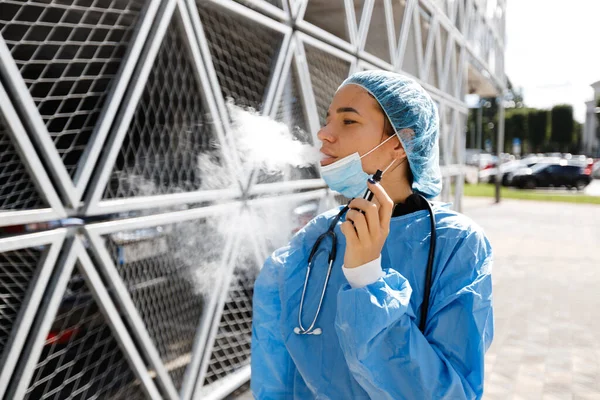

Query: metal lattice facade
<box><xmin>0</xmin><ymin>0</ymin><xmax>505</xmax><ymax>399</ymax></box>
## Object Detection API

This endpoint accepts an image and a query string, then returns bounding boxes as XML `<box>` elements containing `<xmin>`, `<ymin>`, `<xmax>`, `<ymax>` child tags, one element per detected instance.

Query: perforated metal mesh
<box><xmin>0</xmin><ymin>112</ymin><xmax>46</xmax><ymax>210</ymax></box>
<box><xmin>274</xmin><ymin>67</ymin><xmax>319</xmax><ymax>181</ymax></box>
<box><xmin>105</xmin><ymin>217</ymin><xmax>226</xmax><ymax>390</ymax></box>
<box><xmin>25</xmin><ymin>268</ymin><xmax>146</xmax><ymax>400</ymax></box>
<box><xmin>303</xmin><ymin>0</ymin><xmax>351</xmax><ymax>42</ymax></box>
<box><xmin>103</xmin><ymin>16</ymin><xmax>219</xmax><ymax>200</ymax></box>
<box><xmin>275</xmin><ymin>67</ymin><xmax>308</xmax><ymax>136</ymax></box>
<box><xmin>0</xmin><ymin>0</ymin><xmax>147</xmax><ymax>178</ymax></box>
<box><xmin>196</xmin><ymin>1</ymin><xmax>285</xmax><ymax>111</ymax></box>
<box><xmin>364</xmin><ymin>1</ymin><xmax>392</xmax><ymax>63</ymax></box>
<box><xmin>0</xmin><ymin>247</ymin><xmax>42</xmax><ymax>355</ymax></box>
<box><xmin>303</xmin><ymin>43</ymin><xmax>351</xmax><ymax>127</ymax></box>
<box><xmin>203</xmin><ymin>263</ymin><xmax>257</xmax><ymax>386</ymax></box>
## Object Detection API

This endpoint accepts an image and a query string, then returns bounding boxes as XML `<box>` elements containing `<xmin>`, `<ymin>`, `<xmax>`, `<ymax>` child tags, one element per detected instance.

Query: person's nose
<box><xmin>317</xmin><ymin>124</ymin><xmax>336</xmax><ymax>143</ymax></box>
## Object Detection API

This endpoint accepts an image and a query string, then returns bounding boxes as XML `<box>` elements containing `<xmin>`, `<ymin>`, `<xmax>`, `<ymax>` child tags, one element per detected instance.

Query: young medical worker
<box><xmin>251</xmin><ymin>70</ymin><xmax>494</xmax><ymax>400</ymax></box>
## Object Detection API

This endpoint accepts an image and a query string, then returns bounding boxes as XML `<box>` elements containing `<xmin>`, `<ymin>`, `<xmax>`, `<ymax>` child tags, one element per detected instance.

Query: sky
<box><xmin>504</xmin><ymin>0</ymin><xmax>600</xmax><ymax>123</ymax></box>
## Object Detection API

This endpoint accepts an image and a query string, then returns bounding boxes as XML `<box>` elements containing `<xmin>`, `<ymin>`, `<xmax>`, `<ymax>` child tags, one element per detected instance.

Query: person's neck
<box><xmin>380</xmin><ymin>175</ymin><xmax>413</xmax><ymax>204</ymax></box>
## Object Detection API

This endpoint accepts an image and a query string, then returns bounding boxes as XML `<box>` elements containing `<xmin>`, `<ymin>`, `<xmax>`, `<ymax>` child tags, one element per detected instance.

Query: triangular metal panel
<box><xmin>87</xmin><ymin>209</ymin><xmax>237</xmax><ymax>399</ymax></box>
<box><xmin>396</xmin><ymin>0</ymin><xmax>419</xmax><ymax>78</ymax></box>
<box><xmin>186</xmin><ymin>0</ymin><xmax>292</xmax><ymax>195</ymax></box>
<box><xmin>347</xmin><ymin>0</ymin><xmax>376</xmax><ymax>50</ymax></box>
<box><xmin>302</xmin><ymin>0</ymin><xmax>354</xmax><ymax>44</ymax></box>
<box><xmin>84</xmin><ymin>201</ymin><xmax>241</xmax><ymax>400</ymax></box>
<box><xmin>413</xmin><ymin>4</ymin><xmax>430</xmax><ymax>81</ymax></box>
<box><xmin>421</xmin><ymin>14</ymin><xmax>439</xmax><ymax>88</ymax></box>
<box><xmin>0</xmin><ymin>230</ymin><xmax>65</xmax><ymax>400</ymax></box>
<box><xmin>0</xmin><ymin>82</ymin><xmax>66</xmax><ymax>227</ymax></box>
<box><xmin>298</xmin><ymin>34</ymin><xmax>354</xmax><ymax>128</ymax></box>
<box><xmin>0</xmin><ymin>0</ymin><xmax>161</xmax><ymax>208</ymax></box>
<box><xmin>259</xmin><ymin>40</ymin><xmax>320</xmax><ymax>186</ymax></box>
<box><xmin>8</xmin><ymin>238</ymin><xmax>162</xmax><ymax>400</ymax></box>
<box><xmin>271</xmin><ymin>42</ymin><xmax>311</xmax><ymax>138</ymax></box>
<box><xmin>84</xmin><ymin>0</ymin><xmax>240</xmax><ymax>216</ymax></box>
<box><xmin>439</xmin><ymin>27</ymin><xmax>453</xmax><ymax>94</ymax></box>
<box><xmin>362</xmin><ymin>0</ymin><xmax>395</xmax><ymax>65</ymax></box>
<box><xmin>433</xmin><ymin>23</ymin><xmax>445</xmax><ymax>91</ymax></box>
<box><xmin>193</xmin><ymin>0</ymin><xmax>289</xmax><ymax>112</ymax></box>
<box><xmin>195</xmin><ymin>206</ymin><xmax>268</xmax><ymax>399</ymax></box>
<box><xmin>448</xmin><ymin>41</ymin><xmax>459</xmax><ymax>98</ymax></box>
<box><xmin>199</xmin><ymin>256</ymin><xmax>258</xmax><ymax>391</ymax></box>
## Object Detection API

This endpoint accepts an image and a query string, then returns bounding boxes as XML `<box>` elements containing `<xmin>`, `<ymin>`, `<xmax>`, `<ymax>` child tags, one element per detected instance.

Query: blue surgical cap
<box><xmin>339</xmin><ymin>70</ymin><xmax>441</xmax><ymax>199</ymax></box>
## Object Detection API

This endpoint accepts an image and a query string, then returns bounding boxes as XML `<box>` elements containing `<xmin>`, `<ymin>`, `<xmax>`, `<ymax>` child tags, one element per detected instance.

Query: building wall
<box><xmin>0</xmin><ymin>0</ymin><xmax>505</xmax><ymax>399</ymax></box>
<box><xmin>583</xmin><ymin>82</ymin><xmax>600</xmax><ymax>156</ymax></box>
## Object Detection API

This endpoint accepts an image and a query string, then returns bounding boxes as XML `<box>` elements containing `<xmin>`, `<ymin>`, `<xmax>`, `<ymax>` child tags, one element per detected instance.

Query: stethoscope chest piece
<box><xmin>294</xmin><ymin>327</ymin><xmax>322</xmax><ymax>335</ymax></box>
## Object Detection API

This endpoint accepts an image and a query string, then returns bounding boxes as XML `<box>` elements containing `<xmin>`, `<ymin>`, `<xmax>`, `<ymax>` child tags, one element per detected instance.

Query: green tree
<box><xmin>550</xmin><ymin>105</ymin><xmax>574</xmax><ymax>152</ymax></box>
<box><xmin>571</xmin><ymin>121</ymin><xmax>582</xmax><ymax>154</ymax></box>
<box><xmin>503</xmin><ymin>109</ymin><xmax>529</xmax><ymax>153</ymax></box>
<box><xmin>528</xmin><ymin>110</ymin><xmax>548</xmax><ymax>152</ymax></box>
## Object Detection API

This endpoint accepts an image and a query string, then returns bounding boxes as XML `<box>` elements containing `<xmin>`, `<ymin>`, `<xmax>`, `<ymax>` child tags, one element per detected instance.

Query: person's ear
<box><xmin>392</xmin><ymin>129</ymin><xmax>413</xmax><ymax>160</ymax></box>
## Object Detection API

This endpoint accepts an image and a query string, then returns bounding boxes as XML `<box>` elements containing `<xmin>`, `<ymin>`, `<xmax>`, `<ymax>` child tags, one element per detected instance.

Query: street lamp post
<box><xmin>495</xmin><ymin>96</ymin><xmax>506</xmax><ymax>203</ymax></box>
<box><xmin>477</xmin><ymin>100</ymin><xmax>492</xmax><ymax>150</ymax></box>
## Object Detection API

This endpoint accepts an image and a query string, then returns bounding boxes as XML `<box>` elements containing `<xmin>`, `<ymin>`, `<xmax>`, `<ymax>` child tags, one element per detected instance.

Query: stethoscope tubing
<box><xmin>295</xmin><ymin>196</ymin><xmax>436</xmax><ymax>336</ymax></box>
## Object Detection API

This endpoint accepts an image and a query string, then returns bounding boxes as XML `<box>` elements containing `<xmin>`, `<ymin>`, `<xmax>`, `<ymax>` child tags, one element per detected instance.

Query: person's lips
<box><xmin>320</xmin><ymin>150</ymin><xmax>337</xmax><ymax>166</ymax></box>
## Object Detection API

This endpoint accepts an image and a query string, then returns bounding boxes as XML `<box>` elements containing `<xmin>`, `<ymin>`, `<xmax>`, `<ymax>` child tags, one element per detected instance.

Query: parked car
<box><xmin>481</xmin><ymin>159</ymin><xmax>528</xmax><ymax>185</ymax></box>
<box><xmin>503</xmin><ymin>156</ymin><xmax>563</xmax><ymax>186</ymax></box>
<box><xmin>511</xmin><ymin>163</ymin><xmax>592</xmax><ymax>190</ymax></box>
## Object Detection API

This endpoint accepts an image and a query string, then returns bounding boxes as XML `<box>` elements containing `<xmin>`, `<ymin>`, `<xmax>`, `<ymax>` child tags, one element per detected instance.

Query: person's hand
<box><xmin>340</xmin><ymin>180</ymin><xmax>394</xmax><ymax>269</ymax></box>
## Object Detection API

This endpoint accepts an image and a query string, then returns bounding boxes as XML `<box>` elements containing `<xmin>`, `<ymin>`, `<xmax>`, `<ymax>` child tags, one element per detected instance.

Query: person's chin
<box><xmin>320</xmin><ymin>157</ymin><xmax>337</xmax><ymax>167</ymax></box>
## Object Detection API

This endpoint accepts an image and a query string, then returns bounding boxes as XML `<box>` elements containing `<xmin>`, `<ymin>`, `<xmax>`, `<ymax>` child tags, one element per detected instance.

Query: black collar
<box><xmin>392</xmin><ymin>193</ymin><xmax>429</xmax><ymax>217</ymax></box>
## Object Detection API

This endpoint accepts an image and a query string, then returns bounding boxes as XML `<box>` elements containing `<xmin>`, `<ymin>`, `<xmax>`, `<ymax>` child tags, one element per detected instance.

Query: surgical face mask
<box><xmin>319</xmin><ymin>135</ymin><xmax>396</xmax><ymax>198</ymax></box>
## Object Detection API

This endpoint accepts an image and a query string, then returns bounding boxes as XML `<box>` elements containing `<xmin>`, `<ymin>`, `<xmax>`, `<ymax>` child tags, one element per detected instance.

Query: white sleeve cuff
<box><xmin>342</xmin><ymin>255</ymin><xmax>384</xmax><ymax>288</ymax></box>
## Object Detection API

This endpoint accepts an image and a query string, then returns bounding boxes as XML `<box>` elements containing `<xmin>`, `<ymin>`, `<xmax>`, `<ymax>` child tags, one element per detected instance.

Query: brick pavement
<box><xmin>463</xmin><ymin>198</ymin><xmax>600</xmax><ymax>400</ymax></box>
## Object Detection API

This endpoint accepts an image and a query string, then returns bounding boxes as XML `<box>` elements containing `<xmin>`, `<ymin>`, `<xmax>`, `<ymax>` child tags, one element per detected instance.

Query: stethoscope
<box><xmin>294</xmin><ymin>170</ymin><xmax>437</xmax><ymax>336</ymax></box>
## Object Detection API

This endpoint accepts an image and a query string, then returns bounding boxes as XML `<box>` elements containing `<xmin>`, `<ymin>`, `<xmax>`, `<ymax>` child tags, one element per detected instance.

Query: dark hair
<box><xmin>382</xmin><ymin>114</ymin><xmax>395</xmax><ymax>137</ymax></box>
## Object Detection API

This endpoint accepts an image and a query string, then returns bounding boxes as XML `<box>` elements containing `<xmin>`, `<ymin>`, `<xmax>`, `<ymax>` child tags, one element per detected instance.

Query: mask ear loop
<box><xmin>381</xmin><ymin>156</ymin><xmax>407</xmax><ymax>177</ymax></box>
<box><xmin>359</xmin><ymin>134</ymin><xmax>397</xmax><ymax>160</ymax></box>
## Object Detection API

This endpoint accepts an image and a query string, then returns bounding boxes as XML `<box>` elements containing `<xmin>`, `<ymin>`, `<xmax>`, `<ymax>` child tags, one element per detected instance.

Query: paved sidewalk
<box><xmin>462</xmin><ymin>197</ymin><xmax>600</xmax><ymax>400</ymax></box>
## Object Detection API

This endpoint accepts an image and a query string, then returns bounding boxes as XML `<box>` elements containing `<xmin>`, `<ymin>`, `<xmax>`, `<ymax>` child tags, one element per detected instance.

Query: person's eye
<box><xmin>343</xmin><ymin>119</ymin><xmax>357</xmax><ymax>125</ymax></box>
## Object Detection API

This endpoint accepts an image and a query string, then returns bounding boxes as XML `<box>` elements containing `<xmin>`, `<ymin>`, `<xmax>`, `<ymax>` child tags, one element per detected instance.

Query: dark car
<box><xmin>511</xmin><ymin>163</ymin><xmax>592</xmax><ymax>190</ymax></box>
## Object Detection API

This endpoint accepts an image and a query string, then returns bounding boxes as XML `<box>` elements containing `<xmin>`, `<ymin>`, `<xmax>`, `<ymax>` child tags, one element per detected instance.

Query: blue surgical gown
<box><xmin>251</xmin><ymin>204</ymin><xmax>494</xmax><ymax>399</ymax></box>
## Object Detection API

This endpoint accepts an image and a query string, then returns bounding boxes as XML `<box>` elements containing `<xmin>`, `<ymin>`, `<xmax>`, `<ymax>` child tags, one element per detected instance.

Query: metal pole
<box><xmin>495</xmin><ymin>97</ymin><xmax>506</xmax><ymax>203</ymax></box>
